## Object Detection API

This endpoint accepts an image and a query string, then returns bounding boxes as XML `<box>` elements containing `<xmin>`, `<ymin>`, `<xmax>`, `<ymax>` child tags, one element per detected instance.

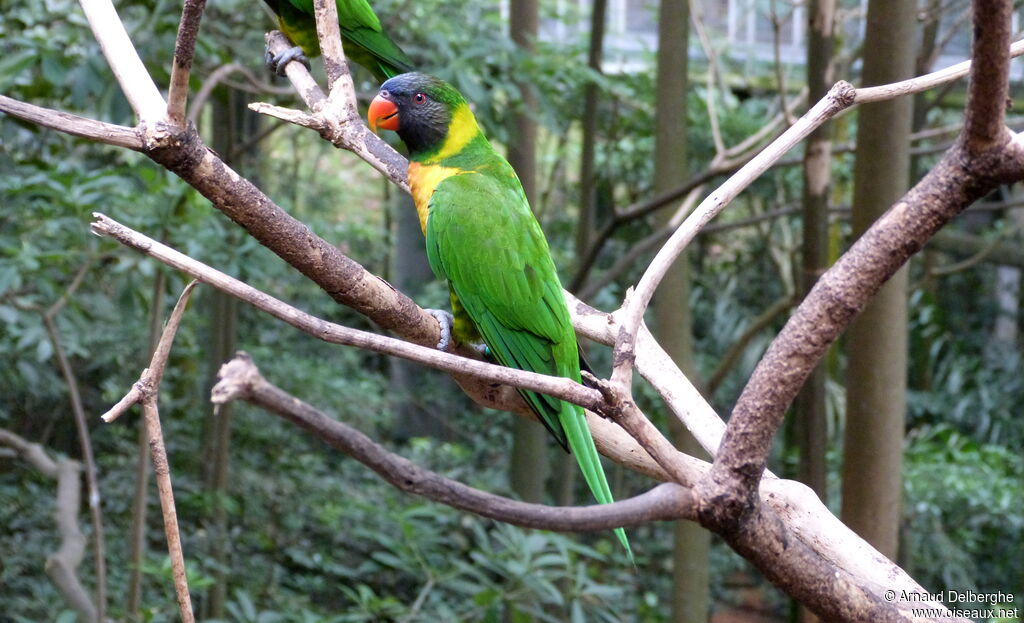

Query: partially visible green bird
<box><xmin>261</xmin><ymin>0</ymin><xmax>413</xmax><ymax>81</ymax></box>
<box><xmin>368</xmin><ymin>73</ymin><xmax>632</xmax><ymax>559</ymax></box>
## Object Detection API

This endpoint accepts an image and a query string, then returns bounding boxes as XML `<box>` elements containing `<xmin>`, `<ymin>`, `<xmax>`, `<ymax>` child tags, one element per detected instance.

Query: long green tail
<box><xmin>559</xmin><ymin>403</ymin><xmax>633</xmax><ymax>561</ymax></box>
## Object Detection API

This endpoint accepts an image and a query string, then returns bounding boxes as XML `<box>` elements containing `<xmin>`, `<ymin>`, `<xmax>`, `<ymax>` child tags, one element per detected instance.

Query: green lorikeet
<box><xmin>261</xmin><ymin>0</ymin><xmax>413</xmax><ymax>81</ymax></box>
<box><xmin>368</xmin><ymin>73</ymin><xmax>631</xmax><ymax>557</ymax></box>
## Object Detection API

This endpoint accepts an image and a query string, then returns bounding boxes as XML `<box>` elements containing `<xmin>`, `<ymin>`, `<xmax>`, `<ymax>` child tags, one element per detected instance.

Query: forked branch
<box><xmin>100</xmin><ymin>282</ymin><xmax>200</xmax><ymax>623</ymax></box>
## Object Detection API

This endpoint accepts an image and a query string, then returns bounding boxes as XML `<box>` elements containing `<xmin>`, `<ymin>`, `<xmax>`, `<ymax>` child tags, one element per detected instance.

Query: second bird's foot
<box><xmin>472</xmin><ymin>343</ymin><xmax>491</xmax><ymax>358</ymax></box>
<box><xmin>427</xmin><ymin>309</ymin><xmax>454</xmax><ymax>351</ymax></box>
<box><xmin>267</xmin><ymin>45</ymin><xmax>311</xmax><ymax>76</ymax></box>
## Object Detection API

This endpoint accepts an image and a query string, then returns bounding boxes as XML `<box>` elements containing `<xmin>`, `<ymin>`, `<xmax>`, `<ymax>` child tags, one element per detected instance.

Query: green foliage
<box><xmin>903</xmin><ymin>425</ymin><xmax>1024</xmax><ymax>595</ymax></box>
<box><xmin>908</xmin><ymin>286</ymin><xmax>1024</xmax><ymax>446</ymax></box>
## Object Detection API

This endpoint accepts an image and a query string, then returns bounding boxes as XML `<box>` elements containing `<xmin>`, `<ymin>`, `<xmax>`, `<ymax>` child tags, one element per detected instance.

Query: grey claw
<box><xmin>427</xmin><ymin>309</ymin><xmax>454</xmax><ymax>351</ymax></box>
<box><xmin>268</xmin><ymin>46</ymin><xmax>311</xmax><ymax>76</ymax></box>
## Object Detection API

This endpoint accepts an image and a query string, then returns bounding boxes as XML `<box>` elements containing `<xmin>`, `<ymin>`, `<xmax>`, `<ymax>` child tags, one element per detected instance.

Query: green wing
<box><xmin>425</xmin><ymin>167</ymin><xmax>631</xmax><ymax>558</ymax></box>
<box><xmin>333</xmin><ymin>0</ymin><xmax>413</xmax><ymax>80</ymax></box>
<box><xmin>425</xmin><ymin>169</ymin><xmax>573</xmax><ymax>443</ymax></box>
<box><xmin>263</xmin><ymin>0</ymin><xmax>413</xmax><ymax>80</ymax></box>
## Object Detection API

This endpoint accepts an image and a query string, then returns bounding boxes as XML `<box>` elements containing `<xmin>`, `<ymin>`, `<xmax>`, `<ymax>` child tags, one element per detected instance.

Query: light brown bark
<box><xmin>795</xmin><ymin>0</ymin><xmax>836</xmax><ymax>509</ymax></box>
<box><xmin>653</xmin><ymin>2</ymin><xmax>710</xmax><ymax>621</ymax></box>
<box><xmin>840</xmin><ymin>0</ymin><xmax>916</xmax><ymax>562</ymax></box>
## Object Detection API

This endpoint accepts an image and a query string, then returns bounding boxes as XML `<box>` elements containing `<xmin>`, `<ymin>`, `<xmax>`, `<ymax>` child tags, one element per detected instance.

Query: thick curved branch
<box><xmin>212</xmin><ymin>353</ymin><xmax>697</xmax><ymax>531</ymax></box>
<box><xmin>214</xmin><ymin>352</ymin><xmax>940</xmax><ymax>622</ymax></box>
<box><xmin>568</xmin><ymin>297</ymin><xmax>957</xmax><ymax>620</ymax></box>
<box><xmin>962</xmin><ymin>0</ymin><xmax>1013</xmax><ymax>151</ymax></box>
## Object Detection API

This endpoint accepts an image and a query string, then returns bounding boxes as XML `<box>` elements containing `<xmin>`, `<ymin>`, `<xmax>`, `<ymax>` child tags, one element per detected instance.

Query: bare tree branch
<box><xmin>77</xmin><ymin>0</ymin><xmax>166</xmax><ymax>121</ymax></box>
<box><xmin>212</xmin><ymin>352</ymin><xmax>697</xmax><ymax>531</ymax></box>
<box><xmin>167</xmin><ymin>0</ymin><xmax>207</xmax><ymax>125</ymax></box>
<box><xmin>101</xmin><ymin>281</ymin><xmax>200</xmax><ymax>622</ymax></box>
<box><xmin>610</xmin><ymin>35</ymin><xmax>1024</xmax><ymax>405</ymax></box>
<box><xmin>0</xmin><ymin>95</ymin><xmax>143</xmax><ymax>150</ymax></box>
<box><xmin>610</xmin><ymin>81</ymin><xmax>857</xmax><ymax>392</ymax></box>
<box><xmin>90</xmin><ymin>213</ymin><xmax>610</xmax><ymax>414</ymax></box>
<box><xmin>689</xmin><ymin>0</ymin><xmax>726</xmax><ymax>154</ymax></box>
<box><xmin>769</xmin><ymin>0</ymin><xmax>796</xmax><ymax>126</ymax></box>
<box><xmin>854</xmin><ymin>37</ymin><xmax>1024</xmax><ymax>105</ymax></box>
<box><xmin>312</xmin><ymin>0</ymin><xmax>349</xmax><ymax>93</ymax></box>
<box><xmin>88</xmin><ymin>214</ymin><xmax>696</xmax><ymax>484</ymax></box>
<box><xmin>15</xmin><ymin>255</ymin><xmax>111</xmax><ymax>622</ymax></box>
<box><xmin>567</xmin><ymin>299</ymin><xmax>953</xmax><ymax>620</ymax></box>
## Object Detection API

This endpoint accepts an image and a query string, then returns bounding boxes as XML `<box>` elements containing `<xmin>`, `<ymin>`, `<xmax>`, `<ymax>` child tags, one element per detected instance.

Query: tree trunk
<box><xmin>390</xmin><ymin>190</ymin><xmax>450</xmax><ymax>441</ymax></box>
<box><xmin>506</xmin><ymin>0</ymin><xmax>548</xmax><ymax>504</ymax></box>
<box><xmin>653</xmin><ymin>2</ymin><xmax>709</xmax><ymax>622</ymax></box>
<box><xmin>795</xmin><ymin>5</ymin><xmax>836</xmax><ymax>619</ymax></box>
<box><xmin>840</xmin><ymin>0</ymin><xmax>916</xmax><ymax>562</ymax></box>
<box><xmin>201</xmin><ymin>289</ymin><xmax>238</xmax><ymax>620</ymax></box>
<box><xmin>576</xmin><ymin>0</ymin><xmax>608</xmax><ymax>262</ymax></box>
<box><xmin>199</xmin><ymin>86</ymin><xmax>249</xmax><ymax>619</ymax></box>
<box><xmin>126</xmin><ymin>271</ymin><xmax>166</xmax><ymax>620</ymax></box>
<box><xmin>795</xmin><ymin>0</ymin><xmax>835</xmax><ymax>511</ymax></box>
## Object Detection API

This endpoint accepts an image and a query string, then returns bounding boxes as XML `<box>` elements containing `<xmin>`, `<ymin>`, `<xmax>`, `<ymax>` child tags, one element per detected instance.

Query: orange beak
<box><xmin>368</xmin><ymin>94</ymin><xmax>399</xmax><ymax>133</ymax></box>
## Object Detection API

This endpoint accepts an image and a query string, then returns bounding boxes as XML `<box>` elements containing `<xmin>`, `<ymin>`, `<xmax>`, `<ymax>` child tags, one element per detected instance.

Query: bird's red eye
<box><xmin>413</xmin><ymin>92</ymin><xmax>427</xmax><ymax>105</ymax></box>
<box><xmin>380</xmin><ymin>89</ymin><xmax>390</xmax><ymax>99</ymax></box>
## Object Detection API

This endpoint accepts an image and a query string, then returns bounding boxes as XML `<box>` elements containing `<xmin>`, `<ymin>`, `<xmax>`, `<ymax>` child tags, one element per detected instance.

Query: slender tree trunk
<box><xmin>653</xmin><ymin>2</ymin><xmax>709</xmax><ymax>622</ymax></box>
<box><xmin>126</xmin><ymin>270</ymin><xmax>166</xmax><ymax>620</ymax></box>
<box><xmin>42</xmin><ymin>314</ymin><xmax>106</xmax><ymax>622</ymax></box>
<box><xmin>911</xmin><ymin>0</ymin><xmax>942</xmax><ymax>148</ymax></box>
<box><xmin>576</xmin><ymin>0</ymin><xmax>608</xmax><ymax>262</ymax></box>
<box><xmin>795</xmin><ymin>0</ymin><xmax>835</xmax><ymax>509</ymax></box>
<box><xmin>204</xmin><ymin>291</ymin><xmax>237</xmax><ymax>618</ymax></box>
<box><xmin>795</xmin><ymin>7</ymin><xmax>836</xmax><ymax>620</ymax></box>
<box><xmin>390</xmin><ymin>190</ymin><xmax>449</xmax><ymax>441</ymax></box>
<box><xmin>840</xmin><ymin>0</ymin><xmax>916</xmax><ymax>562</ymax></box>
<box><xmin>506</xmin><ymin>0</ymin><xmax>549</xmax><ymax>505</ymax></box>
<box><xmin>992</xmin><ymin>201</ymin><xmax>1021</xmax><ymax>345</ymax></box>
<box><xmin>200</xmin><ymin>86</ymin><xmax>248</xmax><ymax>619</ymax></box>
<box><xmin>910</xmin><ymin>0</ymin><xmax>943</xmax><ymax>392</ymax></box>
<box><xmin>560</xmin><ymin>0</ymin><xmax>609</xmax><ymax>510</ymax></box>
